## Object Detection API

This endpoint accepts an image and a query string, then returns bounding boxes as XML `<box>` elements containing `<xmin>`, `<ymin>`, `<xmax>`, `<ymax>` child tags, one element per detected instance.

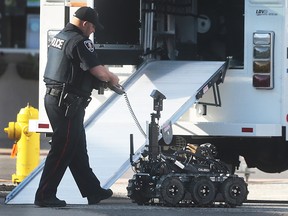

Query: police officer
<box><xmin>34</xmin><ymin>7</ymin><xmax>120</xmax><ymax>207</ymax></box>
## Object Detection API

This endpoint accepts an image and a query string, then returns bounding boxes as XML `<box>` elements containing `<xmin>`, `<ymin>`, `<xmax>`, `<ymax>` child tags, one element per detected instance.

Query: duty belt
<box><xmin>46</xmin><ymin>87</ymin><xmax>62</xmax><ymax>97</ymax></box>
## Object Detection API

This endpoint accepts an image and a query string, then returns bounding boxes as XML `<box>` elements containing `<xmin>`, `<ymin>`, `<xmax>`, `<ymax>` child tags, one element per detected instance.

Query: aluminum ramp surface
<box><xmin>6</xmin><ymin>60</ymin><xmax>227</xmax><ymax>204</ymax></box>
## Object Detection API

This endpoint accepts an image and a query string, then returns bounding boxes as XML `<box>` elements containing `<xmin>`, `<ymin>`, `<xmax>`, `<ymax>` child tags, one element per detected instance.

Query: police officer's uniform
<box><xmin>35</xmin><ymin>22</ymin><xmax>105</xmax><ymax>205</ymax></box>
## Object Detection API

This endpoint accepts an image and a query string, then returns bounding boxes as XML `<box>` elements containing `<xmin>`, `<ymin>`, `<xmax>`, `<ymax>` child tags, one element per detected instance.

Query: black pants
<box><xmin>35</xmin><ymin>94</ymin><xmax>101</xmax><ymax>200</ymax></box>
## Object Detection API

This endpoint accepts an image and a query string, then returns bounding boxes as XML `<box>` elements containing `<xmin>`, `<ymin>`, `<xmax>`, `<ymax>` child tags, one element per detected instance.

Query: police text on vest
<box><xmin>50</xmin><ymin>38</ymin><xmax>65</xmax><ymax>50</ymax></box>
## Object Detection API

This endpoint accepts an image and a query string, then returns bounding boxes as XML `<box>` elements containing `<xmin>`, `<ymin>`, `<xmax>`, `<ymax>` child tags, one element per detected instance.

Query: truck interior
<box><xmin>94</xmin><ymin>0</ymin><xmax>244</xmax><ymax>67</ymax></box>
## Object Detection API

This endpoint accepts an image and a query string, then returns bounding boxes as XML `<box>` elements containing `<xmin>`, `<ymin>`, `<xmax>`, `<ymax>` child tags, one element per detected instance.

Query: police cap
<box><xmin>73</xmin><ymin>7</ymin><xmax>104</xmax><ymax>30</ymax></box>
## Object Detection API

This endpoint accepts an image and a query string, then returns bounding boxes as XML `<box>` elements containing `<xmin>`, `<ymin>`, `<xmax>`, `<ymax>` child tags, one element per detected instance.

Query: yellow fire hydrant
<box><xmin>4</xmin><ymin>103</ymin><xmax>40</xmax><ymax>184</ymax></box>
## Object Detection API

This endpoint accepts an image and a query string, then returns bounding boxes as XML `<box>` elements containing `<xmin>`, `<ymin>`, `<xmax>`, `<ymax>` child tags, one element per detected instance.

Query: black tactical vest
<box><xmin>44</xmin><ymin>29</ymin><xmax>94</xmax><ymax>97</ymax></box>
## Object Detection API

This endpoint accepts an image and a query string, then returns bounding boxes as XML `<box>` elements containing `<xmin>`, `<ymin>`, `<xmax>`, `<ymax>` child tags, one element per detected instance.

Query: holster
<box><xmin>63</xmin><ymin>93</ymin><xmax>91</xmax><ymax>118</ymax></box>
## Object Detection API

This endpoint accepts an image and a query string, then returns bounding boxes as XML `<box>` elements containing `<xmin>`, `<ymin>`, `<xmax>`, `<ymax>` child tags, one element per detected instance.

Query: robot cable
<box><xmin>123</xmin><ymin>92</ymin><xmax>147</xmax><ymax>138</ymax></box>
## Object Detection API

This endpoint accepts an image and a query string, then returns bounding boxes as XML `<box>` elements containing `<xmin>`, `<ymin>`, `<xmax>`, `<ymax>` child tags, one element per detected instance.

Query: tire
<box><xmin>130</xmin><ymin>191</ymin><xmax>150</xmax><ymax>205</ymax></box>
<box><xmin>160</xmin><ymin>177</ymin><xmax>185</xmax><ymax>206</ymax></box>
<box><xmin>189</xmin><ymin>176</ymin><xmax>216</xmax><ymax>206</ymax></box>
<box><xmin>127</xmin><ymin>179</ymin><xmax>150</xmax><ymax>205</ymax></box>
<box><xmin>220</xmin><ymin>177</ymin><xmax>248</xmax><ymax>206</ymax></box>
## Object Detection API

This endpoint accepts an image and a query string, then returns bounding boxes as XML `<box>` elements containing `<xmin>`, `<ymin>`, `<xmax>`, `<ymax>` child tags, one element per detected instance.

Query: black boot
<box><xmin>87</xmin><ymin>188</ymin><xmax>113</xmax><ymax>204</ymax></box>
<box><xmin>34</xmin><ymin>197</ymin><xmax>66</xmax><ymax>207</ymax></box>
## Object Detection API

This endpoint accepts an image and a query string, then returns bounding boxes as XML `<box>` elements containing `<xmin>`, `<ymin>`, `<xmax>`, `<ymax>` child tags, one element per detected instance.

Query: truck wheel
<box><xmin>220</xmin><ymin>177</ymin><xmax>248</xmax><ymax>206</ymax></box>
<box><xmin>189</xmin><ymin>176</ymin><xmax>216</xmax><ymax>206</ymax></box>
<box><xmin>160</xmin><ymin>177</ymin><xmax>185</xmax><ymax>206</ymax></box>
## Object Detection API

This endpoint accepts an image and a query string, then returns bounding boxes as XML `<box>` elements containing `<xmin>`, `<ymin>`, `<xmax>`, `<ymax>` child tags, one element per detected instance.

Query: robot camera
<box><xmin>150</xmin><ymin>90</ymin><xmax>166</xmax><ymax>112</ymax></box>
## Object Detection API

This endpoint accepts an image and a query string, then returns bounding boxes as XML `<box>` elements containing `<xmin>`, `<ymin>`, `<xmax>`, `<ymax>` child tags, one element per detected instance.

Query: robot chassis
<box><xmin>127</xmin><ymin>90</ymin><xmax>248</xmax><ymax>207</ymax></box>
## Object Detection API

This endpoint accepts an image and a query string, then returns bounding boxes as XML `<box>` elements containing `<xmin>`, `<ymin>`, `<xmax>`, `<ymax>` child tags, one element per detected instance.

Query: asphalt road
<box><xmin>1</xmin><ymin>197</ymin><xmax>288</xmax><ymax>216</ymax></box>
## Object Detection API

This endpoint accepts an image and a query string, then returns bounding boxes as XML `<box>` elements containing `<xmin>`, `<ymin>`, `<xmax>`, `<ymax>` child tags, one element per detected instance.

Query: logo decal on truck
<box><xmin>256</xmin><ymin>9</ymin><xmax>277</xmax><ymax>16</ymax></box>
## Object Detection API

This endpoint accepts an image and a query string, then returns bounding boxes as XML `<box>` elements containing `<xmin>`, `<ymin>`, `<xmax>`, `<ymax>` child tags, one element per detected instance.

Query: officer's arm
<box><xmin>76</xmin><ymin>39</ymin><xmax>119</xmax><ymax>86</ymax></box>
<box><xmin>90</xmin><ymin>65</ymin><xmax>119</xmax><ymax>87</ymax></box>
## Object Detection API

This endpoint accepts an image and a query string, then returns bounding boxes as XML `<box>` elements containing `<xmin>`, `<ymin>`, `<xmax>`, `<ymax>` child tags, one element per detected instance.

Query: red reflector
<box><xmin>38</xmin><ymin>123</ymin><xmax>50</xmax><ymax>129</ymax></box>
<box><xmin>253</xmin><ymin>74</ymin><xmax>271</xmax><ymax>88</ymax></box>
<box><xmin>242</xmin><ymin>128</ymin><xmax>253</xmax><ymax>133</ymax></box>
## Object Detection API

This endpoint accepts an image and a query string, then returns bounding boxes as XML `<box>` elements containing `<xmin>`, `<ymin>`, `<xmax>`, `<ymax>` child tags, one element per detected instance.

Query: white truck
<box><xmin>6</xmin><ymin>0</ymin><xmax>288</xmax><ymax>204</ymax></box>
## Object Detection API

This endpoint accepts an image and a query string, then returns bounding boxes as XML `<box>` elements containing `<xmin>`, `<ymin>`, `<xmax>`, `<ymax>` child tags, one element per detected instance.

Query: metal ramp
<box><xmin>5</xmin><ymin>60</ymin><xmax>228</xmax><ymax>204</ymax></box>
